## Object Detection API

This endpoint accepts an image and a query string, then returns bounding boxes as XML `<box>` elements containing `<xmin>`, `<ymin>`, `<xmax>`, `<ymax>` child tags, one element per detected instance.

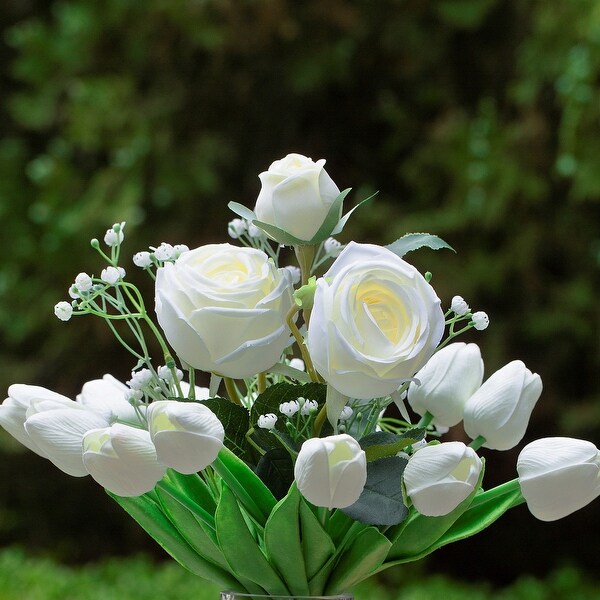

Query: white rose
<box><xmin>306</xmin><ymin>242</ymin><xmax>445</xmax><ymax>400</ymax></box>
<box><xmin>517</xmin><ymin>437</ymin><xmax>600</xmax><ymax>521</ymax></box>
<box><xmin>254</xmin><ymin>153</ymin><xmax>341</xmax><ymax>241</ymax></box>
<box><xmin>294</xmin><ymin>434</ymin><xmax>367</xmax><ymax>509</ymax></box>
<box><xmin>408</xmin><ymin>342</ymin><xmax>484</xmax><ymax>427</ymax></box>
<box><xmin>155</xmin><ymin>243</ymin><xmax>294</xmax><ymax>379</ymax></box>
<box><xmin>403</xmin><ymin>441</ymin><xmax>483</xmax><ymax>516</ymax></box>
<box><xmin>463</xmin><ymin>360</ymin><xmax>542</xmax><ymax>450</ymax></box>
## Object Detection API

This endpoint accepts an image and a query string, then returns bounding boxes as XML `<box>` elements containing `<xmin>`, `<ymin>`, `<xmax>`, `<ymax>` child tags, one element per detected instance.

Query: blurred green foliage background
<box><xmin>0</xmin><ymin>0</ymin><xmax>599</xmax><ymax>591</ymax></box>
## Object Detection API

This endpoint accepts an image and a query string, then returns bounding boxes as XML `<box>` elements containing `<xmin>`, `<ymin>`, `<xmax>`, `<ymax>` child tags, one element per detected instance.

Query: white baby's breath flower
<box><xmin>133</xmin><ymin>251</ymin><xmax>153</xmax><ymax>268</ymax></box>
<box><xmin>104</xmin><ymin>223</ymin><xmax>125</xmax><ymax>247</ymax></box>
<box><xmin>284</xmin><ymin>265</ymin><xmax>302</xmax><ymax>285</ymax></box>
<box><xmin>124</xmin><ymin>389</ymin><xmax>143</xmax><ymax>403</ymax></box>
<box><xmin>300</xmin><ymin>399</ymin><xmax>319</xmax><ymax>416</ymax></box>
<box><xmin>451</xmin><ymin>295</ymin><xmax>470</xmax><ymax>316</ymax></box>
<box><xmin>127</xmin><ymin>369</ymin><xmax>153</xmax><ymax>391</ymax></box>
<box><xmin>471</xmin><ymin>311</ymin><xmax>490</xmax><ymax>331</ymax></box>
<box><xmin>279</xmin><ymin>400</ymin><xmax>300</xmax><ymax>417</ymax></box>
<box><xmin>154</xmin><ymin>243</ymin><xmax>175</xmax><ymax>261</ymax></box>
<box><xmin>289</xmin><ymin>358</ymin><xmax>305</xmax><ymax>371</ymax></box>
<box><xmin>324</xmin><ymin>237</ymin><xmax>343</xmax><ymax>257</ymax></box>
<box><xmin>173</xmin><ymin>244</ymin><xmax>190</xmax><ymax>259</ymax></box>
<box><xmin>157</xmin><ymin>365</ymin><xmax>183</xmax><ymax>382</ymax></box>
<box><xmin>339</xmin><ymin>406</ymin><xmax>354</xmax><ymax>421</ymax></box>
<box><xmin>257</xmin><ymin>413</ymin><xmax>277</xmax><ymax>429</ymax></box>
<box><xmin>228</xmin><ymin>218</ymin><xmax>247</xmax><ymax>239</ymax></box>
<box><xmin>100</xmin><ymin>266</ymin><xmax>125</xmax><ymax>284</ymax></box>
<box><xmin>247</xmin><ymin>222</ymin><xmax>263</xmax><ymax>238</ymax></box>
<box><xmin>74</xmin><ymin>272</ymin><xmax>93</xmax><ymax>293</ymax></box>
<box><xmin>54</xmin><ymin>301</ymin><xmax>73</xmax><ymax>322</ymax></box>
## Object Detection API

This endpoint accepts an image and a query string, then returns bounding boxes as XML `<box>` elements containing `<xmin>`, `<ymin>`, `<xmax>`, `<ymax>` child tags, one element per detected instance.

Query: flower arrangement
<box><xmin>2</xmin><ymin>153</ymin><xmax>599</xmax><ymax>597</ymax></box>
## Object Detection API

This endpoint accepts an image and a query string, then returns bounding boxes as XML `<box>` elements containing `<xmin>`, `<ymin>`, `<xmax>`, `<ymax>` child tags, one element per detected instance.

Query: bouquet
<box><xmin>2</xmin><ymin>153</ymin><xmax>599</xmax><ymax>597</ymax></box>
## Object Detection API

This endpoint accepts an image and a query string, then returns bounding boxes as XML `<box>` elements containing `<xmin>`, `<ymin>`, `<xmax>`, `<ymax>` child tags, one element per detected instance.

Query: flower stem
<box><xmin>469</xmin><ymin>435</ymin><xmax>487</xmax><ymax>450</ymax></box>
<box><xmin>417</xmin><ymin>411</ymin><xmax>434</xmax><ymax>428</ymax></box>
<box><xmin>286</xmin><ymin>304</ymin><xmax>320</xmax><ymax>383</ymax></box>
<box><xmin>257</xmin><ymin>372</ymin><xmax>267</xmax><ymax>394</ymax></box>
<box><xmin>224</xmin><ymin>377</ymin><xmax>243</xmax><ymax>406</ymax></box>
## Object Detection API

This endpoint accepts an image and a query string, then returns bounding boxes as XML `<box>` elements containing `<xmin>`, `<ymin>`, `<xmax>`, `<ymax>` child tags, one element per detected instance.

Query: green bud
<box><xmin>90</xmin><ymin>238</ymin><xmax>100</xmax><ymax>249</ymax></box>
<box><xmin>425</xmin><ymin>271</ymin><xmax>432</xmax><ymax>282</ymax></box>
<box><xmin>294</xmin><ymin>276</ymin><xmax>317</xmax><ymax>310</ymax></box>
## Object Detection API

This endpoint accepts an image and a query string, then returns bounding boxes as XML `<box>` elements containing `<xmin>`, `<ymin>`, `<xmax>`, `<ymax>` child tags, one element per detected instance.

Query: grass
<box><xmin>0</xmin><ymin>548</ymin><xmax>598</xmax><ymax>600</ymax></box>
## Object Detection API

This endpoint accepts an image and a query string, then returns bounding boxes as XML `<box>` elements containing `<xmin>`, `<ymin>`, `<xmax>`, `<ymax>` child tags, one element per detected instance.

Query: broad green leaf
<box><xmin>330</xmin><ymin>191</ymin><xmax>377</xmax><ymax>236</ymax></box>
<box><xmin>107</xmin><ymin>491</ymin><xmax>240</xmax><ymax>590</ymax></box>
<box><xmin>342</xmin><ymin>456</ymin><xmax>408</xmax><ymax>526</ymax></box>
<box><xmin>385</xmin><ymin>461</ymin><xmax>485</xmax><ymax>562</ymax></box>
<box><xmin>212</xmin><ymin>446</ymin><xmax>276</xmax><ymax>526</ymax></box>
<box><xmin>255</xmin><ymin>447</ymin><xmax>295</xmax><ymax>500</ymax></box>
<box><xmin>386</xmin><ymin>233</ymin><xmax>455</xmax><ymax>258</ymax></box>
<box><xmin>360</xmin><ymin>428</ymin><xmax>426</xmax><ymax>462</ymax></box>
<box><xmin>325</xmin><ymin>527</ymin><xmax>391</xmax><ymax>594</ymax></box>
<box><xmin>227</xmin><ymin>201</ymin><xmax>256</xmax><ymax>221</ymax></box>
<box><xmin>299</xmin><ymin>500</ymin><xmax>336</xmax><ymax>582</ymax></box>
<box><xmin>326</xmin><ymin>509</ymin><xmax>355</xmax><ymax>546</ymax></box>
<box><xmin>264</xmin><ymin>484</ymin><xmax>310</xmax><ymax>596</ymax></box>
<box><xmin>200</xmin><ymin>397</ymin><xmax>252</xmax><ymax>461</ymax></box>
<box><xmin>155</xmin><ymin>486</ymin><xmax>228</xmax><ymax>570</ymax></box>
<box><xmin>165</xmin><ymin>469</ymin><xmax>217</xmax><ymax>516</ymax></box>
<box><xmin>215</xmin><ymin>483</ymin><xmax>289</xmax><ymax>595</ymax></box>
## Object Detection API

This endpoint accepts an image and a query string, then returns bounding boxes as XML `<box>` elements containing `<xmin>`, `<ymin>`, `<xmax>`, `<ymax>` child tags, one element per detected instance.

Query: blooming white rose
<box><xmin>294</xmin><ymin>434</ymin><xmax>367</xmax><ymax>509</ymax></box>
<box><xmin>408</xmin><ymin>343</ymin><xmax>484</xmax><ymax>427</ymax></box>
<box><xmin>147</xmin><ymin>401</ymin><xmax>224</xmax><ymax>474</ymax></box>
<box><xmin>306</xmin><ymin>242</ymin><xmax>445</xmax><ymax>399</ymax></box>
<box><xmin>83</xmin><ymin>424</ymin><xmax>167</xmax><ymax>496</ymax></box>
<box><xmin>155</xmin><ymin>244</ymin><xmax>294</xmax><ymax>379</ymax></box>
<box><xmin>463</xmin><ymin>360</ymin><xmax>542</xmax><ymax>450</ymax></box>
<box><xmin>517</xmin><ymin>437</ymin><xmax>600</xmax><ymax>521</ymax></box>
<box><xmin>254</xmin><ymin>153</ymin><xmax>341</xmax><ymax>241</ymax></box>
<box><xmin>403</xmin><ymin>442</ymin><xmax>483</xmax><ymax>516</ymax></box>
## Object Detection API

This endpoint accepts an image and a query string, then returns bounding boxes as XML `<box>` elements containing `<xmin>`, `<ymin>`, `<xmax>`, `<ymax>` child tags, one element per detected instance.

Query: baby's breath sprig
<box><xmin>436</xmin><ymin>294</ymin><xmax>489</xmax><ymax>351</ymax></box>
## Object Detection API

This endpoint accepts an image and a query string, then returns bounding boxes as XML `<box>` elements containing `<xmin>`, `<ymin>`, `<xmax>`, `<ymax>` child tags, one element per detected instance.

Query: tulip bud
<box><xmin>83</xmin><ymin>423</ymin><xmax>167</xmax><ymax>496</ymax></box>
<box><xmin>463</xmin><ymin>360</ymin><xmax>542</xmax><ymax>450</ymax></box>
<box><xmin>294</xmin><ymin>433</ymin><xmax>367</xmax><ymax>509</ymax></box>
<box><xmin>147</xmin><ymin>401</ymin><xmax>224</xmax><ymax>474</ymax></box>
<box><xmin>407</xmin><ymin>343</ymin><xmax>484</xmax><ymax>427</ymax></box>
<box><xmin>403</xmin><ymin>442</ymin><xmax>483</xmax><ymax>516</ymax></box>
<box><xmin>517</xmin><ymin>437</ymin><xmax>600</xmax><ymax>521</ymax></box>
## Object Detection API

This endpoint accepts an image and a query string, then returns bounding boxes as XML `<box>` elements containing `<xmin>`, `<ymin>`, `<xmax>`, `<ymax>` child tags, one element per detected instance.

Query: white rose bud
<box><xmin>254</xmin><ymin>153</ymin><xmax>341</xmax><ymax>242</ymax></box>
<box><xmin>155</xmin><ymin>244</ymin><xmax>294</xmax><ymax>379</ymax></box>
<box><xmin>306</xmin><ymin>242</ymin><xmax>445</xmax><ymax>400</ymax></box>
<box><xmin>83</xmin><ymin>424</ymin><xmax>167</xmax><ymax>496</ymax></box>
<box><xmin>463</xmin><ymin>360</ymin><xmax>543</xmax><ymax>450</ymax></box>
<box><xmin>408</xmin><ymin>343</ymin><xmax>484</xmax><ymax>427</ymax></box>
<box><xmin>403</xmin><ymin>442</ymin><xmax>483</xmax><ymax>516</ymax></box>
<box><xmin>147</xmin><ymin>401</ymin><xmax>224</xmax><ymax>474</ymax></box>
<box><xmin>294</xmin><ymin>434</ymin><xmax>367</xmax><ymax>509</ymax></box>
<box><xmin>517</xmin><ymin>437</ymin><xmax>600</xmax><ymax>521</ymax></box>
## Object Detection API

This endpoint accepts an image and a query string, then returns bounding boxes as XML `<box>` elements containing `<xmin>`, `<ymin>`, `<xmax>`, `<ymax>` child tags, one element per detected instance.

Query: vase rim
<box><xmin>220</xmin><ymin>592</ymin><xmax>353</xmax><ymax>600</ymax></box>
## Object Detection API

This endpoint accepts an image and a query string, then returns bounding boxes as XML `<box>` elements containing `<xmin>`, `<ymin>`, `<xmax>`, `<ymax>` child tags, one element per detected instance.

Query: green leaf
<box><xmin>227</xmin><ymin>201</ymin><xmax>256</xmax><ymax>221</ymax></box>
<box><xmin>325</xmin><ymin>527</ymin><xmax>391</xmax><ymax>594</ymax></box>
<box><xmin>165</xmin><ymin>470</ymin><xmax>217</xmax><ymax>516</ymax></box>
<box><xmin>200</xmin><ymin>397</ymin><xmax>252</xmax><ymax>461</ymax></box>
<box><xmin>255</xmin><ymin>447</ymin><xmax>295</xmax><ymax>500</ymax></box>
<box><xmin>108</xmin><ymin>491</ymin><xmax>241</xmax><ymax>590</ymax></box>
<box><xmin>215</xmin><ymin>483</ymin><xmax>289</xmax><ymax>595</ymax></box>
<box><xmin>385</xmin><ymin>460</ymin><xmax>486</xmax><ymax>563</ymax></box>
<box><xmin>386</xmin><ymin>233</ymin><xmax>455</xmax><ymax>258</ymax></box>
<box><xmin>212</xmin><ymin>446</ymin><xmax>276</xmax><ymax>527</ymax></box>
<box><xmin>360</xmin><ymin>428</ymin><xmax>426</xmax><ymax>462</ymax></box>
<box><xmin>341</xmin><ymin>456</ymin><xmax>409</xmax><ymax>526</ymax></box>
<box><xmin>251</xmin><ymin>220</ymin><xmax>308</xmax><ymax>246</ymax></box>
<box><xmin>326</xmin><ymin>509</ymin><xmax>356</xmax><ymax>546</ymax></box>
<box><xmin>264</xmin><ymin>484</ymin><xmax>310</xmax><ymax>596</ymax></box>
<box><xmin>307</xmin><ymin>188</ymin><xmax>350</xmax><ymax>243</ymax></box>
<box><xmin>330</xmin><ymin>191</ymin><xmax>377</xmax><ymax>236</ymax></box>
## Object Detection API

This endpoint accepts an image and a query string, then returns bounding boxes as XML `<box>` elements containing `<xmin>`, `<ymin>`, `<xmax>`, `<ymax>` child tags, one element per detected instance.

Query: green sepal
<box><xmin>227</xmin><ymin>201</ymin><xmax>256</xmax><ymax>222</ymax></box>
<box><xmin>107</xmin><ymin>491</ymin><xmax>241</xmax><ymax>590</ymax></box>
<box><xmin>330</xmin><ymin>191</ymin><xmax>377</xmax><ymax>236</ymax></box>
<box><xmin>264</xmin><ymin>484</ymin><xmax>310</xmax><ymax>596</ymax></box>
<box><xmin>307</xmin><ymin>188</ymin><xmax>351</xmax><ymax>243</ymax></box>
<box><xmin>360</xmin><ymin>428</ymin><xmax>426</xmax><ymax>462</ymax></box>
<box><xmin>341</xmin><ymin>456</ymin><xmax>409</xmax><ymax>526</ymax></box>
<box><xmin>215</xmin><ymin>482</ymin><xmax>289</xmax><ymax>595</ymax></box>
<box><xmin>386</xmin><ymin>233</ymin><xmax>455</xmax><ymax>258</ymax></box>
<box><xmin>325</xmin><ymin>526</ymin><xmax>391</xmax><ymax>594</ymax></box>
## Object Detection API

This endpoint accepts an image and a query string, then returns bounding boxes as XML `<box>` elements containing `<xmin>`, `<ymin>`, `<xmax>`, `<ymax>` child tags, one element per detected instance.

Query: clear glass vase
<box><xmin>221</xmin><ymin>593</ymin><xmax>353</xmax><ymax>600</ymax></box>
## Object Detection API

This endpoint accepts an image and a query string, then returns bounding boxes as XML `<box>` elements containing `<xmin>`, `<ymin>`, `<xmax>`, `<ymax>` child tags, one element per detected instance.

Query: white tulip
<box><xmin>517</xmin><ymin>437</ymin><xmax>600</xmax><ymax>521</ymax></box>
<box><xmin>403</xmin><ymin>442</ymin><xmax>483</xmax><ymax>516</ymax></box>
<box><xmin>463</xmin><ymin>360</ymin><xmax>542</xmax><ymax>450</ymax></box>
<box><xmin>294</xmin><ymin>434</ymin><xmax>367</xmax><ymax>509</ymax></box>
<box><xmin>408</xmin><ymin>343</ymin><xmax>484</xmax><ymax>427</ymax></box>
<box><xmin>155</xmin><ymin>244</ymin><xmax>294</xmax><ymax>379</ymax></box>
<box><xmin>254</xmin><ymin>153</ymin><xmax>341</xmax><ymax>242</ymax></box>
<box><xmin>306</xmin><ymin>242</ymin><xmax>445</xmax><ymax>399</ymax></box>
<box><xmin>77</xmin><ymin>374</ymin><xmax>140</xmax><ymax>423</ymax></box>
<box><xmin>83</xmin><ymin>423</ymin><xmax>167</xmax><ymax>496</ymax></box>
<box><xmin>147</xmin><ymin>401</ymin><xmax>224</xmax><ymax>474</ymax></box>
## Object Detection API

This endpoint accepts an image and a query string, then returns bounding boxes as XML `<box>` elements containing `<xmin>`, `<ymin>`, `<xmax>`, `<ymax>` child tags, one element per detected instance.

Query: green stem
<box><xmin>286</xmin><ymin>304</ymin><xmax>321</xmax><ymax>383</ymax></box>
<box><xmin>312</xmin><ymin>404</ymin><xmax>327</xmax><ymax>437</ymax></box>
<box><xmin>156</xmin><ymin>480</ymin><xmax>216</xmax><ymax>531</ymax></box>
<box><xmin>224</xmin><ymin>377</ymin><xmax>243</xmax><ymax>406</ymax></box>
<box><xmin>257</xmin><ymin>372</ymin><xmax>267</xmax><ymax>394</ymax></box>
<box><xmin>471</xmin><ymin>478</ymin><xmax>523</xmax><ymax>508</ymax></box>
<box><xmin>469</xmin><ymin>435</ymin><xmax>487</xmax><ymax>450</ymax></box>
<box><xmin>417</xmin><ymin>411</ymin><xmax>434</xmax><ymax>428</ymax></box>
